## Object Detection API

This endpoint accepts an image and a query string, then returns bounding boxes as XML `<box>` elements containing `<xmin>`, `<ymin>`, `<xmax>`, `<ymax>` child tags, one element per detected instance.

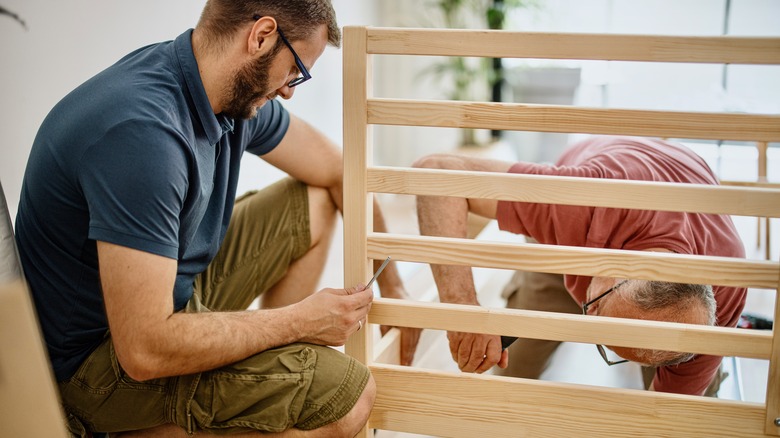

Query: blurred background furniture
<box><xmin>0</xmin><ymin>179</ymin><xmax>68</xmax><ymax>438</ymax></box>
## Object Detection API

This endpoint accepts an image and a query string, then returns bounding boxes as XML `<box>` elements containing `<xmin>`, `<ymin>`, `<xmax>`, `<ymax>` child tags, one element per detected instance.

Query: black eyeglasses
<box><xmin>582</xmin><ymin>279</ymin><xmax>630</xmax><ymax>366</ymax></box>
<box><xmin>252</xmin><ymin>16</ymin><xmax>312</xmax><ymax>87</ymax></box>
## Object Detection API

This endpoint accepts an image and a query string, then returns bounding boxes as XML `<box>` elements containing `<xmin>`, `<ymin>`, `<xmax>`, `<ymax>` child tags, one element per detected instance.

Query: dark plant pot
<box><xmin>505</xmin><ymin>66</ymin><xmax>582</xmax><ymax>163</ymax></box>
<box><xmin>508</xmin><ymin>66</ymin><xmax>582</xmax><ymax>105</ymax></box>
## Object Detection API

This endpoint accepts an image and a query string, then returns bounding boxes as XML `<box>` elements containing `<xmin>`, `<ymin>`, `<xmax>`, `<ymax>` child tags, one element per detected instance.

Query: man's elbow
<box><xmin>115</xmin><ymin>345</ymin><xmax>167</xmax><ymax>382</ymax></box>
<box><xmin>411</xmin><ymin>154</ymin><xmax>456</xmax><ymax>170</ymax></box>
<box><xmin>411</xmin><ymin>154</ymin><xmax>437</xmax><ymax>169</ymax></box>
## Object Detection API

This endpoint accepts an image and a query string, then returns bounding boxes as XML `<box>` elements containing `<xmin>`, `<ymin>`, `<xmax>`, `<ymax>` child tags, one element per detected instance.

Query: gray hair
<box><xmin>622</xmin><ymin>280</ymin><xmax>715</xmax><ymax>366</ymax></box>
<box><xmin>630</xmin><ymin>280</ymin><xmax>716</xmax><ymax>325</ymax></box>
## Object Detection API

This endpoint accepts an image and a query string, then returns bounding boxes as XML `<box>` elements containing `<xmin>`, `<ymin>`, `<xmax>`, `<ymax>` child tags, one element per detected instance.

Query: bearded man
<box><xmin>15</xmin><ymin>1</ymin><xmax>419</xmax><ymax>436</ymax></box>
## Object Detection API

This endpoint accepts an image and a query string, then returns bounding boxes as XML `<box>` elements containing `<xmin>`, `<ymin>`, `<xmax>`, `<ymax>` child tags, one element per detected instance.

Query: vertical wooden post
<box><xmin>757</xmin><ymin>141</ymin><xmax>771</xmax><ymax>259</ymax></box>
<box><xmin>343</xmin><ymin>26</ymin><xmax>374</xmax><ymax>438</ymax></box>
<box><xmin>766</xmin><ymin>267</ymin><xmax>780</xmax><ymax>435</ymax></box>
<box><xmin>758</xmin><ymin>141</ymin><xmax>769</xmax><ymax>183</ymax></box>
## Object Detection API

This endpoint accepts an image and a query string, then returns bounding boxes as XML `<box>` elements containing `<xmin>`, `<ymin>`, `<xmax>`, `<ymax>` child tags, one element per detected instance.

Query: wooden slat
<box><xmin>366</xmin><ymin>28</ymin><xmax>780</xmax><ymax>65</ymax></box>
<box><xmin>373</xmin><ymin>327</ymin><xmax>401</xmax><ymax>365</ymax></box>
<box><xmin>367</xmin><ymin>234</ymin><xmax>779</xmax><ymax>289</ymax></box>
<box><xmin>369</xmin><ymin>364</ymin><xmax>767</xmax><ymax>438</ymax></box>
<box><xmin>342</xmin><ymin>26</ymin><xmax>373</xmax><ymax>366</ymax></box>
<box><xmin>368</xmin><ymin>298</ymin><xmax>771</xmax><ymax>359</ymax></box>
<box><xmin>722</xmin><ymin>180</ymin><xmax>780</xmax><ymax>189</ymax></box>
<box><xmin>367</xmin><ymin>167</ymin><xmax>780</xmax><ymax>218</ymax></box>
<box><xmin>766</xmin><ymin>272</ymin><xmax>780</xmax><ymax>434</ymax></box>
<box><xmin>367</xmin><ymin>99</ymin><xmax>780</xmax><ymax>142</ymax></box>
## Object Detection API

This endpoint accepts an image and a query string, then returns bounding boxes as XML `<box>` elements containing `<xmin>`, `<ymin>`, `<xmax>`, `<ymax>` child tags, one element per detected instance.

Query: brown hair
<box><xmin>197</xmin><ymin>0</ymin><xmax>340</xmax><ymax>48</ymax></box>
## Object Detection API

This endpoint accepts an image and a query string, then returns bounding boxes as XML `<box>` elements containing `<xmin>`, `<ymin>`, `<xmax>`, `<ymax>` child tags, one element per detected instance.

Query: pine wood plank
<box><xmin>366</xmin><ymin>166</ymin><xmax>780</xmax><ymax>218</ymax></box>
<box><xmin>343</xmin><ymin>26</ymin><xmax>375</xmax><ymax>438</ymax></box>
<box><xmin>366</xmin><ymin>27</ymin><xmax>780</xmax><ymax>65</ymax></box>
<box><xmin>373</xmin><ymin>327</ymin><xmax>402</xmax><ymax>365</ymax></box>
<box><xmin>721</xmin><ymin>180</ymin><xmax>779</xmax><ymax>189</ymax></box>
<box><xmin>367</xmin><ymin>233</ymin><xmax>779</xmax><ymax>289</ymax></box>
<box><xmin>367</xmin><ymin>298</ymin><xmax>771</xmax><ymax>359</ymax></box>
<box><xmin>367</xmin><ymin>99</ymin><xmax>780</xmax><ymax>142</ymax></box>
<box><xmin>369</xmin><ymin>364</ymin><xmax>767</xmax><ymax>438</ymax></box>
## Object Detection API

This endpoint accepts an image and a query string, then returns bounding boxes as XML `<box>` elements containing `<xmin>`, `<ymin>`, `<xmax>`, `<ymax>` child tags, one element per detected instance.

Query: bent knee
<box><xmin>355</xmin><ymin>373</ymin><xmax>377</xmax><ymax>421</ymax></box>
<box><xmin>362</xmin><ymin>373</ymin><xmax>377</xmax><ymax>410</ymax></box>
<box><xmin>307</xmin><ymin>185</ymin><xmax>337</xmax><ymax>216</ymax></box>
<box><xmin>338</xmin><ymin>373</ymin><xmax>376</xmax><ymax>436</ymax></box>
<box><xmin>306</xmin><ymin>185</ymin><xmax>338</xmax><ymax>241</ymax></box>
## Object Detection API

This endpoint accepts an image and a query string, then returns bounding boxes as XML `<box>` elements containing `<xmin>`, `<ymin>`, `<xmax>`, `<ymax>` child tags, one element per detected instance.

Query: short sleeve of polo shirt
<box><xmin>81</xmin><ymin>119</ymin><xmax>188</xmax><ymax>260</ymax></box>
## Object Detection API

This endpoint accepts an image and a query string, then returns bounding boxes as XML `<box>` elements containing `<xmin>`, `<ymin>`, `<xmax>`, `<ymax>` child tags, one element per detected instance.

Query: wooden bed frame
<box><xmin>342</xmin><ymin>27</ymin><xmax>780</xmax><ymax>437</ymax></box>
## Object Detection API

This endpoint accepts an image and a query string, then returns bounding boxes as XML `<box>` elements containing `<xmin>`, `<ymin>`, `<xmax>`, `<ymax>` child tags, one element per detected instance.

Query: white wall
<box><xmin>0</xmin><ymin>0</ymin><xmax>203</xmax><ymax>220</ymax></box>
<box><xmin>0</xmin><ymin>0</ymin><xmax>381</xmax><ymax>221</ymax></box>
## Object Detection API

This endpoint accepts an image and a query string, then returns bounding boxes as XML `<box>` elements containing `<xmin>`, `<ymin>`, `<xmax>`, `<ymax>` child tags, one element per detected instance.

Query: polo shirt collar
<box><xmin>174</xmin><ymin>29</ymin><xmax>233</xmax><ymax>144</ymax></box>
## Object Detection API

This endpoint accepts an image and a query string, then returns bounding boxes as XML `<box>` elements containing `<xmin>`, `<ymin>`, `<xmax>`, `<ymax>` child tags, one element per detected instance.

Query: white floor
<box><xmin>312</xmin><ymin>146</ymin><xmax>777</xmax><ymax>438</ymax></box>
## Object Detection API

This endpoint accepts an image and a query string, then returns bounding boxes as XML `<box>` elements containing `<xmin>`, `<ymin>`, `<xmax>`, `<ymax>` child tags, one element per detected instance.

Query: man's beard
<box><xmin>221</xmin><ymin>50</ymin><xmax>276</xmax><ymax>120</ymax></box>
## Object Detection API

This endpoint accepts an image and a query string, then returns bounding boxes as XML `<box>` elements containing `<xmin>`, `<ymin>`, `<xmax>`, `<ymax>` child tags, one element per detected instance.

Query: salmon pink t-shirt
<box><xmin>496</xmin><ymin>136</ymin><xmax>746</xmax><ymax>395</ymax></box>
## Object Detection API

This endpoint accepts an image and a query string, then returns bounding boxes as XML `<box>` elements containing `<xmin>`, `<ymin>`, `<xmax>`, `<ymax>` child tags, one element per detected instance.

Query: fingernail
<box><xmin>356</xmin><ymin>283</ymin><xmax>366</xmax><ymax>289</ymax></box>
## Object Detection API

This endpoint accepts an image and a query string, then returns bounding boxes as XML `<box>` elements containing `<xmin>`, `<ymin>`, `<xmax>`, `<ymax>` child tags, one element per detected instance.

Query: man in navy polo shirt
<box><xmin>15</xmin><ymin>1</ymin><xmax>419</xmax><ymax>436</ymax></box>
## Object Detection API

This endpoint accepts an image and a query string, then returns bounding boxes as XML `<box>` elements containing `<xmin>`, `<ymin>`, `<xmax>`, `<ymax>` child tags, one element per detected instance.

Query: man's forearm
<box><xmin>118</xmin><ymin>305</ymin><xmax>302</xmax><ymax>381</ymax></box>
<box><xmin>416</xmin><ymin>194</ymin><xmax>479</xmax><ymax>304</ymax></box>
<box><xmin>117</xmin><ymin>284</ymin><xmax>372</xmax><ymax>381</ymax></box>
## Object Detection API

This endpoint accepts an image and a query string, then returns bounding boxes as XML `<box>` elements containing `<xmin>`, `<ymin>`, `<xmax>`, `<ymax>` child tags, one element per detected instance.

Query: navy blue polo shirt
<box><xmin>15</xmin><ymin>30</ymin><xmax>290</xmax><ymax>381</ymax></box>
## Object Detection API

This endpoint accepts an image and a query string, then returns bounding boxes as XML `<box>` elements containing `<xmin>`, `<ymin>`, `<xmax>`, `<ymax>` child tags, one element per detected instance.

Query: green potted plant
<box><xmin>423</xmin><ymin>0</ymin><xmax>539</xmax><ymax>146</ymax></box>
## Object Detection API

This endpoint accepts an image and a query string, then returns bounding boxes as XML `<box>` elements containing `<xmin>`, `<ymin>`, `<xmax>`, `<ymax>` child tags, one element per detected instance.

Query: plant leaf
<box><xmin>0</xmin><ymin>6</ymin><xmax>27</xmax><ymax>29</ymax></box>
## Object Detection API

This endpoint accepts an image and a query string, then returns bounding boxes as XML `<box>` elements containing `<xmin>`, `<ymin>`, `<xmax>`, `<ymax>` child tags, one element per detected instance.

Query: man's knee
<box><xmin>306</xmin><ymin>185</ymin><xmax>338</xmax><ymax>243</ymax></box>
<box><xmin>307</xmin><ymin>185</ymin><xmax>337</xmax><ymax>215</ymax></box>
<box><xmin>332</xmin><ymin>373</ymin><xmax>376</xmax><ymax>437</ymax></box>
<box><xmin>357</xmin><ymin>373</ymin><xmax>377</xmax><ymax>422</ymax></box>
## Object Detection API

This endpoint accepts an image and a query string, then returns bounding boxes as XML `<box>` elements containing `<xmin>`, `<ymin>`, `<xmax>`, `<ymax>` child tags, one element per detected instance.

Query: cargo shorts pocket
<box><xmin>61</xmin><ymin>338</ymin><xmax>169</xmax><ymax>433</ymax></box>
<box><xmin>188</xmin><ymin>344</ymin><xmax>317</xmax><ymax>434</ymax></box>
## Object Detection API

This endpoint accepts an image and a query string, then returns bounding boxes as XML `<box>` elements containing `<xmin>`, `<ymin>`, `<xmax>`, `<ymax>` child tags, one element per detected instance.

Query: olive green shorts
<box><xmin>59</xmin><ymin>178</ymin><xmax>370</xmax><ymax>436</ymax></box>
